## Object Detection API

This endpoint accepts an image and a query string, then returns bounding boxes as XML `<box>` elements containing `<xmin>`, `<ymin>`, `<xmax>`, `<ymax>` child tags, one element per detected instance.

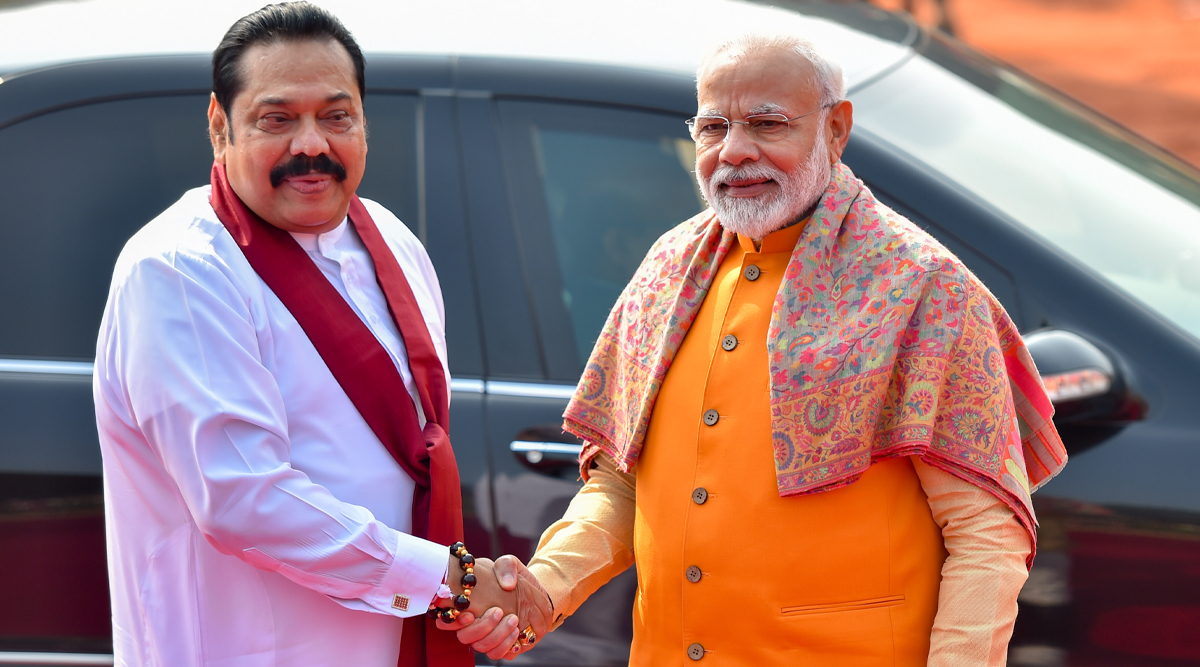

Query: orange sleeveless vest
<box><xmin>632</xmin><ymin>225</ymin><xmax>947</xmax><ymax>666</ymax></box>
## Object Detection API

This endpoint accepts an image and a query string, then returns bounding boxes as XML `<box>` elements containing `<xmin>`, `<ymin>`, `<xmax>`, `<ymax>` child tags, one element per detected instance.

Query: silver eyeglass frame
<box><xmin>685</xmin><ymin>104</ymin><xmax>833</xmax><ymax>145</ymax></box>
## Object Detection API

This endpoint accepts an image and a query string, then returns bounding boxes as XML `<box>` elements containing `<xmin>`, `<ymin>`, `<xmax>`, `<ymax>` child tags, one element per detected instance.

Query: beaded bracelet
<box><xmin>427</xmin><ymin>541</ymin><xmax>475</xmax><ymax>623</ymax></box>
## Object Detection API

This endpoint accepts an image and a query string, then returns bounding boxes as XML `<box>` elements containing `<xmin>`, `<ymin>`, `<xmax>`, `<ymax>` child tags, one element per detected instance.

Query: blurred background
<box><xmin>867</xmin><ymin>0</ymin><xmax>1200</xmax><ymax>168</ymax></box>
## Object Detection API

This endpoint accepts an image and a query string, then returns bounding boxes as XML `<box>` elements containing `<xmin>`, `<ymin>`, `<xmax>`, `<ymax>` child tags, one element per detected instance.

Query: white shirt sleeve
<box><xmin>102</xmin><ymin>251</ymin><xmax>447</xmax><ymax>618</ymax></box>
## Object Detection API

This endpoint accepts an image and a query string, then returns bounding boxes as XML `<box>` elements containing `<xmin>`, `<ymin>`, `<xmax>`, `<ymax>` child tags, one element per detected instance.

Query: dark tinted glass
<box><xmin>497</xmin><ymin>101</ymin><xmax>705</xmax><ymax>378</ymax></box>
<box><xmin>356</xmin><ymin>94</ymin><xmax>420</xmax><ymax>235</ymax></box>
<box><xmin>0</xmin><ymin>95</ymin><xmax>213</xmax><ymax>359</ymax></box>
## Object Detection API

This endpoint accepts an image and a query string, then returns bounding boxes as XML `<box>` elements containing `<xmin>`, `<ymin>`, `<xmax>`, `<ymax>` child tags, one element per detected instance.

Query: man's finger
<box><xmin>435</xmin><ymin>610</ymin><xmax>475</xmax><ymax>632</ymax></box>
<box><xmin>473</xmin><ymin>613</ymin><xmax>521</xmax><ymax>658</ymax></box>
<box><xmin>453</xmin><ymin>607</ymin><xmax>504</xmax><ymax>645</ymax></box>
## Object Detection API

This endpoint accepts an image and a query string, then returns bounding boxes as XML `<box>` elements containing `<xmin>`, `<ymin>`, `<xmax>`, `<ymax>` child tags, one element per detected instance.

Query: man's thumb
<box><xmin>494</xmin><ymin>555</ymin><xmax>520</xmax><ymax>590</ymax></box>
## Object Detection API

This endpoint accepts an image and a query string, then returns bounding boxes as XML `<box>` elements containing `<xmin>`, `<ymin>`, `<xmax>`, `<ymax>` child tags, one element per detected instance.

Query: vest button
<box><xmin>743</xmin><ymin>264</ymin><xmax>761</xmax><ymax>281</ymax></box>
<box><xmin>721</xmin><ymin>334</ymin><xmax>738</xmax><ymax>351</ymax></box>
<box><xmin>688</xmin><ymin>643</ymin><xmax>705</xmax><ymax>660</ymax></box>
<box><xmin>686</xmin><ymin>565</ymin><xmax>702</xmax><ymax>583</ymax></box>
<box><xmin>692</xmin><ymin>487</ymin><xmax>708</xmax><ymax>504</ymax></box>
<box><xmin>702</xmin><ymin>409</ymin><xmax>720</xmax><ymax>426</ymax></box>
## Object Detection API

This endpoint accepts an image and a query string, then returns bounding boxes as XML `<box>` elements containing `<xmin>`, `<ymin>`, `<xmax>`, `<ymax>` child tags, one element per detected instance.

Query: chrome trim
<box><xmin>0</xmin><ymin>653</ymin><xmax>114</xmax><ymax>665</ymax></box>
<box><xmin>0</xmin><ymin>360</ymin><xmax>572</xmax><ymax>403</ymax></box>
<box><xmin>509</xmin><ymin>440</ymin><xmax>583</xmax><ymax>456</ymax></box>
<box><xmin>449</xmin><ymin>378</ymin><xmax>485</xmax><ymax>394</ymax></box>
<box><xmin>485</xmin><ymin>380</ymin><xmax>575</xmax><ymax>400</ymax></box>
<box><xmin>0</xmin><ymin>358</ymin><xmax>94</xmax><ymax>376</ymax></box>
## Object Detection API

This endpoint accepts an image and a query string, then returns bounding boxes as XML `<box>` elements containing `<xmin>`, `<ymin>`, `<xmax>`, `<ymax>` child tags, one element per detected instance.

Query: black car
<box><xmin>2</xmin><ymin>1</ymin><xmax>1200</xmax><ymax>665</ymax></box>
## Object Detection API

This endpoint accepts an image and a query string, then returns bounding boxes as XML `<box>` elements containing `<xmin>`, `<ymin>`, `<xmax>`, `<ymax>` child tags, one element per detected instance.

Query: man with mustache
<box><xmin>93</xmin><ymin>3</ymin><xmax>547</xmax><ymax>666</ymax></box>
<box><xmin>453</xmin><ymin>31</ymin><xmax>1067</xmax><ymax>665</ymax></box>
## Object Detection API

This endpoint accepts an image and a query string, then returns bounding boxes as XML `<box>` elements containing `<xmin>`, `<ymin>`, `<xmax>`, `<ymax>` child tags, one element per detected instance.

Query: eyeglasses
<box><xmin>685</xmin><ymin>106</ymin><xmax>829</xmax><ymax>146</ymax></box>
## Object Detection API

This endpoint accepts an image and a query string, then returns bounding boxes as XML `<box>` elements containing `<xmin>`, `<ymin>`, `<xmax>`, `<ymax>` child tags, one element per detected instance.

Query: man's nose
<box><xmin>718</xmin><ymin>122</ymin><xmax>760</xmax><ymax>165</ymax></box>
<box><xmin>290</xmin><ymin>116</ymin><xmax>330</xmax><ymax>156</ymax></box>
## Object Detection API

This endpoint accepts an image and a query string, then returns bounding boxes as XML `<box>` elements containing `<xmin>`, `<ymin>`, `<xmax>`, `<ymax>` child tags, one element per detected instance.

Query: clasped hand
<box><xmin>433</xmin><ymin>554</ymin><xmax>552</xmax><ymax>660</ymax></box>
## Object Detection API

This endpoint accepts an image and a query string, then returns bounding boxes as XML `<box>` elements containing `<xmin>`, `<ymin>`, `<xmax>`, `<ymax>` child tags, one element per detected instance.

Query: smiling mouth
<box><xmin>284</xmin><ymin>174</ymin><xmax>334</xmax><ymax>195</ymax></box>
<box><xmin>720</xmin><ymin>177</ymin><xmax>776</xmax><ymax>196</ymax></box>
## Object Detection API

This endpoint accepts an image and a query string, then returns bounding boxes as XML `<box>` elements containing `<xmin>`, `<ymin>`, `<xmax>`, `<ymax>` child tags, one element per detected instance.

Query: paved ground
<box><xmin>877</xmin><ymin>0</ymin><xmax>1200</xmax><ymax>168</ymax></box>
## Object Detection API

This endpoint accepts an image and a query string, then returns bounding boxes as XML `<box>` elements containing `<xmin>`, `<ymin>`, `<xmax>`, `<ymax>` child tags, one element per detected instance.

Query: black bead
<box><xmin>461</xmin><ymin>573</ymin><xmax>477</xmax><ymax>587</ymax></box>
<box><xmin>454</xmin><ymin>594</ymin><xmax>471</xmax><ymax>611</ymax></box>
<box><xmin>439</xmin><ymin>608</ymin><xmax>456</xmax><ymax>623</ymax></box>
<box><xmin>427</xmin><ymin>607</ymin><xmax>441</xmax><ymax>619</ymax></box>
<box><xmin>450</xmin><ymin>542</ymin><xmax>465</xmax><ymax>553</ymax></box>
<box><xmin>460</xmin><ymin>554</ymin><xmax>475</xmax><ymax>566</ymax></box>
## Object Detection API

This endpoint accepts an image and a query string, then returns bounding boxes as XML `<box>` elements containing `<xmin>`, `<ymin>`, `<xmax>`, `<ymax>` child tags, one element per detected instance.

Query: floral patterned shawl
<box><xmin>563</xmin><ymin>163</ymin><xmax>1067</xmax><ymax>564</ymax></box>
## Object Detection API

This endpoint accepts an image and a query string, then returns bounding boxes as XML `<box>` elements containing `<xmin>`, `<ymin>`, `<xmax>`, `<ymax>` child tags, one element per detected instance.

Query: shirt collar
<box><xmin>289</xmin><ymin>217</ymin><xmax>349</xmax><ymax>253</ymax></box>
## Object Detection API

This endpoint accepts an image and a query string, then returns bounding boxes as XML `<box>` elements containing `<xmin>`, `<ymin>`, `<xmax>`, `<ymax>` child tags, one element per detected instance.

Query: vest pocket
<box><xmin>781</xmin><ymin>594</ymin><xmax>905</xmax><ymax>616</ymax></box>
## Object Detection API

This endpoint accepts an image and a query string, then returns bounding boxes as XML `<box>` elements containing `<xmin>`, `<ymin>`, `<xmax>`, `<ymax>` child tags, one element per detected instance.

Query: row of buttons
<box><xmin>681</xmin><ymin>265</ymin><xmax>757</xmax><ymax>662</ymax></box>
<box><xmin>704</xmin><ymin>272</ymin><xmax>750</xmax><ymax>431</ymax></box>
<box><xmin>688</xmin><ymin>487</ymin><xmax>707</xmax><ymax>661</ymax></box>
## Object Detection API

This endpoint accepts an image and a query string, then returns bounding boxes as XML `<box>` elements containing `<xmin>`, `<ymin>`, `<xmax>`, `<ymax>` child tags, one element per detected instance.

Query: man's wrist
<box><xmin>428</xmin><ymin>542</ymin><xmax>476</xmax><ymax>623</ymax></box>
<box><xmin>448</xmin><ymin>553</ymin><xmax>464</xmax><ymax>595</ymax></box>
<box><xmin>431</xmin><ymin>568</ymin><xmax>452</xmax><ymax>607</ymax></box>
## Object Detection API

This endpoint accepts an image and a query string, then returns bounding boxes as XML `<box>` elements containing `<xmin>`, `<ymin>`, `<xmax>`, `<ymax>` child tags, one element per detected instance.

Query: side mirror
<box><xmin>1024</xmin><ymin>329</ymin><xmax>1144</xmax><ymax>425</ymax></box>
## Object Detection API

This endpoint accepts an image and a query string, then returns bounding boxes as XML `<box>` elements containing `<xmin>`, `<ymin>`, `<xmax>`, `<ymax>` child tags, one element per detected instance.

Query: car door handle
<box><xmin>509</xmin><ymin>440</ymin><xmax>583</xmax><ymax>464</ymax></box>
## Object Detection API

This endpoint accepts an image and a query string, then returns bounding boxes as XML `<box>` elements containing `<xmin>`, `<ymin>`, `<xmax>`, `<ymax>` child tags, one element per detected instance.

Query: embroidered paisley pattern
<box><xmin>565</xmin><ymin>163</ymin><xmax>1067</xmax><ymax>565</ymax></box>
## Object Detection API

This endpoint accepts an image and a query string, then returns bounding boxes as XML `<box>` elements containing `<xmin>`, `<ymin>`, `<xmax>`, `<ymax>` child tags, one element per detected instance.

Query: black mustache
<box><xmin>269</xmin><ymin>154</ymin><xmax>347</xmax><ymax>188</ymax></box>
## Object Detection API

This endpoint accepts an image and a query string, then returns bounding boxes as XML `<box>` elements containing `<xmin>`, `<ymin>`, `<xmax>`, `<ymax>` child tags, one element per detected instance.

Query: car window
<box><xmin>0</xmin><ymin>95</ymin><xmax>213</xmax><ymax>359</ymax></box>
<box><xmin>355</xmin><ymin>94</ymin><xmax>420</xmax><ymax>237</ymax></box>
<box><xmin>496</xmin><ymin>100</ymin><xmax>705</xmax><ymax>379</ymax></box>
<box><xmin>852</xmin><ymin>39</ymin><xmax>1200</xmax><ymax>342</ymax></box>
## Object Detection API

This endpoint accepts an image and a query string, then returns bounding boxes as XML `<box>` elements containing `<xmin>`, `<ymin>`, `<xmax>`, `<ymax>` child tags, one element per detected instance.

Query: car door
<box><xmin>0</xmin><ymin>92</ymin><xmax>215</xmax><ymax>658</ymax></box>
<box><xmin>457</xmin><ymin>86</ymin><xmax>705</xmax><ymax>664</ymax></box>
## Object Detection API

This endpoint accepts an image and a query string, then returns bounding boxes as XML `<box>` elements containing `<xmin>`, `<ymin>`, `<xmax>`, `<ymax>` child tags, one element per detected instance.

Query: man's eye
<box><xmin>749</xmin><ymin>119</ymin><xmax>784</xmax><ymax>130</ymax></box>
<box><xmin>324</xmin><ymin>112</ymin><xmax>354</xmax><ymax>129</ymax></box>
<box><xmin>696</xmin><ymin>121</ymin><xmax>728</xmax><ymax>135</ymax></box>
<box><xmin>257</xmin><ymin>116</ymin><xmax>289</xmax><ymax>130</ymax></box>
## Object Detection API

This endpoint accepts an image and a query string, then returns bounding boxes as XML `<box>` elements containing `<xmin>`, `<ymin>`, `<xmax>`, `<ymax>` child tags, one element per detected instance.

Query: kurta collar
<box><xmin>735</xmin><ymin>217</ymin><xmax>808</xmax><ymax>255</ymax></box>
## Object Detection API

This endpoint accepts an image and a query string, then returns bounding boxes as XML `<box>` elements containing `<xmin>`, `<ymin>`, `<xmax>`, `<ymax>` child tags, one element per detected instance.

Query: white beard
<box><xmin>698</xmin><ymin>125</ymin><xmax>832</xmax><ymax>239</ymax></box>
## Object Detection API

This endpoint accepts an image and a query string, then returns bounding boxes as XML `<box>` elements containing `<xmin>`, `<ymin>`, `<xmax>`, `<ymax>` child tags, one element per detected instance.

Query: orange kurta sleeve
<box><xmin>528</xmin><ymin>453</ymin><xmax>636</xmax><ymax>630</ymax></box>
<box><xmin>914</xmin><ymin>459</ymin><xmax>1032</xmax><ymax>666</ymax></box>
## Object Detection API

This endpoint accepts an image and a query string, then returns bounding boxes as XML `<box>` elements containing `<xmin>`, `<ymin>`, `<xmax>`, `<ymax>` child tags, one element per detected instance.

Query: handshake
<box><xmin>430</xmin><ymin>544</ymin><xmax>554</xmax><ymax>661</ymax></box>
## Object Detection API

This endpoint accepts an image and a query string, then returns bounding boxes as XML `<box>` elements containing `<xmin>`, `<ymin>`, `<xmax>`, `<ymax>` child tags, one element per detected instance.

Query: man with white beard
<box><xmin>448</xmin><ymin>31</ymin><xmax>1066</xmax><ymax>666</ymax></box>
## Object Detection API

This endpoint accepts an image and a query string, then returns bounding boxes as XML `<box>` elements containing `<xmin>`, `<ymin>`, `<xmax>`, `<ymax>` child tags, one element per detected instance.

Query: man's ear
<box><xmin>208</xmin><ymin>93</ymin><xmax>229</xmax><ymax>163</ymax></box>
<box><xmin>824</xmin><ymin>99</ymin><xmax>853</xmax><ymax>164</ymax></box>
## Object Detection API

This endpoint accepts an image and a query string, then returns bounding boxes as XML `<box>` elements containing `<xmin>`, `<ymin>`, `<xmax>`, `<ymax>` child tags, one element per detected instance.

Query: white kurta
<box><xmin>93</xmin><ymin>186</ymin><xmax>450</xmax><ymax>667</ymax></box>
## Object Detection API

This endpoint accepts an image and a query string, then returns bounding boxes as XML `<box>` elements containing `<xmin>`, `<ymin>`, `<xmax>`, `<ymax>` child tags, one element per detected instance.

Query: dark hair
<box><xmin>212</xmin><ymin>2</ymin><xmax>365</xmax><ymax>116</ymax></box>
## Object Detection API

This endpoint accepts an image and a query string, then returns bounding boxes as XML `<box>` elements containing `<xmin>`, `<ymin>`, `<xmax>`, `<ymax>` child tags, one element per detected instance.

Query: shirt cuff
<box><xmin>333</xmin><ymin>529</ymin><xmax>449</xmax><ymax>618</ymax></box>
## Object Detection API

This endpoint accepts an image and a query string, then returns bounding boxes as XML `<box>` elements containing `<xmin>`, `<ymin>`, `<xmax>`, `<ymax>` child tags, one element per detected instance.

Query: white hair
<box><xmin>696</xmin><ymin>30</ymin><xmax>847</xmax><ymax>107</ymax></box>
